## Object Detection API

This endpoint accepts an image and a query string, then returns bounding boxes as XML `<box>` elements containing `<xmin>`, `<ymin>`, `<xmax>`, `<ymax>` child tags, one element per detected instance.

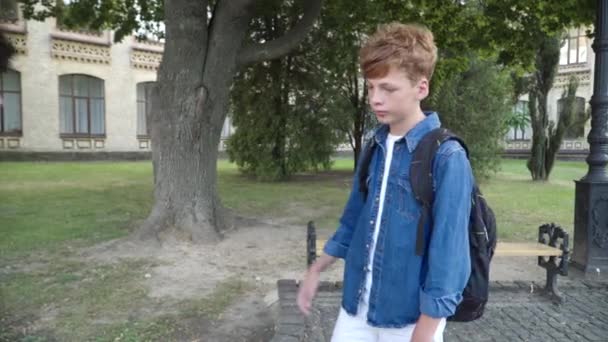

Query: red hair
<box><xmin>360</xmin><ymin>22</ymin><xmax>437</xmax><ymax>82</ymax></box>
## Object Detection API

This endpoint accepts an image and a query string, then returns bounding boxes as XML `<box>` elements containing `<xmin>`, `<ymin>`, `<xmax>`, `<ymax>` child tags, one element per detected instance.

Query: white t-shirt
<box><xmin>361</xmin><ymin>133</ymin><xmax>402</xmax><ymax>308</ymax></box>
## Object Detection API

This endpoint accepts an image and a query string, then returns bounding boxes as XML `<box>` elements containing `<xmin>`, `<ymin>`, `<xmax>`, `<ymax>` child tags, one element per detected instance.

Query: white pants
<box><xmin>330</xmin><ymin>307</ymin><xmax>446</xmax><ymax>342</ymax></box>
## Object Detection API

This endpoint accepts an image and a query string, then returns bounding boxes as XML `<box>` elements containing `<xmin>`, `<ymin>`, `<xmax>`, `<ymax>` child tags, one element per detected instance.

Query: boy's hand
<box><xmin>297</xmin><ymin>268</ymin><xmax>320</xmax><ymax>316</ymax></box>
<box><xmin>296</xmin><ymin>254</ymin><xmax>337</xmax><ymax>316</ymax></box>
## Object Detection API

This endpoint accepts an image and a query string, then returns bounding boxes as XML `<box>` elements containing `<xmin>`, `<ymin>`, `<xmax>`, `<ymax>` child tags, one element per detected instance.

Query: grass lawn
<box><xmin>221</xmin><ymin>158</ymin><xmax>586</xmax><ymax>241</ymax></box>
<box><xmin>0</xmin><ymin>158</ymin><xmax>587</xmax><ymax>340</ymax></box>
<box><xmin>0</xmin><ymin>158</ymin><xmax>586</xmax><ymax>256</ymax></box>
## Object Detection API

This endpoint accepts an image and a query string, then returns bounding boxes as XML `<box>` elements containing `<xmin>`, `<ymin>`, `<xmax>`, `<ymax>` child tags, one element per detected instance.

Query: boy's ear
<box><xmin>416</xmin><ymin>77</ymin><xmax>430</xmax><ymax>101</ymax></box>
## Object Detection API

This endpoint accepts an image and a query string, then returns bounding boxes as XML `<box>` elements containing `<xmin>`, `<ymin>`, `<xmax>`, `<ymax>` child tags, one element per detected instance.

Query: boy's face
<box><xmin>366</xmin><ymin>66</ymin><xmax>429</xmax><ymax>127</ymax></box>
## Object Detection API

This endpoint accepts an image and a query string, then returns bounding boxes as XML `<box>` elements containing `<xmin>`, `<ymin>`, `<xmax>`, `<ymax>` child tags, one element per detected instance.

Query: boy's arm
<box><xmin>298</xmin><ymin>149</ymin><xmax>369</xmax><ymax>316</ymax></box>
<box><xmin>322</xmin><ymin>151</ymin><xmax>369</xmax><ymax>259</ymax></box>
<box><xmin>414</xmin><ymin>142</ymin><xmax>473</xmax><ymax>337</ymax></box>
<box><xmin>411</xmin><ymin>314</ymin><xmax>442</xmax><ymax>342</ymax></box>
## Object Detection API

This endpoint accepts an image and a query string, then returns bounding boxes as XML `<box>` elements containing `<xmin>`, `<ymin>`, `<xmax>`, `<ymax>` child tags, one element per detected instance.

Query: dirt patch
<box><xmin>80</xmin><ymin>221</ymin><xmax>342</xmax><ymax>301</ymax></box>
<box><xmin>188</xmin><ymin>291</ymin><xmax>277</xmax><ymax>342</ymax></box>
<box><xmin>55</xmin><ymin>218</ymin><xmax>340</xmax><ymax>340</ymax></box>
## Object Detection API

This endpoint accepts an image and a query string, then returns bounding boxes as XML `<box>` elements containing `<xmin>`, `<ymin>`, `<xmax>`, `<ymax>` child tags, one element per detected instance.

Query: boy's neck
<box><xmin>389</xmin><ymin>108</ymin><xmax>426</xmax><ymax>136</ymax></box>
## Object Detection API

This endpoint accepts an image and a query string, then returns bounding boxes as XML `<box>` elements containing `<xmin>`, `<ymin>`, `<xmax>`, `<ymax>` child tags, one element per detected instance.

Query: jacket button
<box><xmin>370</xmin><ymin>220</ymin><xmax>374</xmax><ymax>225</ymax></box>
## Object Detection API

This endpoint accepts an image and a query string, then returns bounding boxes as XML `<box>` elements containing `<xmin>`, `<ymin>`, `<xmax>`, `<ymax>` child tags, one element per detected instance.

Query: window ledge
<box><xmin>60</xmin><ymin>134</ymin><xmax>106</xmax><ymax>139</ymax></box>
<box><xmin>132</xmin><ymin>38</ymin><xmax>164</xmax><ymax>53</ymax></box>
<box><xmin>0</xmin><ymin>131</ymin><xmax>22</xmax><ymax>137</ymax></box>
<box><xmin>558</xmin><ymin>63</ymin><xmax>589</xmax><ymax>71</ymax></box>
<box><xmin>51</xmin><ymin>29</ymin><xmax>111</xmax><ymax>47</ymax></box>
<box><xmin>0</xmin><ymin>19</ymin><xmax>26</xmax><ymax>34</ymax></box>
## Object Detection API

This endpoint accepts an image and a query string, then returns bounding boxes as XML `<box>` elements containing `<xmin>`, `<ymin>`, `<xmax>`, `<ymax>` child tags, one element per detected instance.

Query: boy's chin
<box><xmin>376</xmin><ymin>116</ymin><xmax>392</xmax><ymax>124</ymax></box>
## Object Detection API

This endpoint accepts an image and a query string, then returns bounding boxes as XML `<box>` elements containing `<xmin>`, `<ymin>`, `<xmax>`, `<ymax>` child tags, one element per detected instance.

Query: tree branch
<box><xmin>237</xmin><ymin>0</ymin><xmax>322</xmax><ymax>66</ymax></box>
<box><xmin>347</xmin><ymin>131</ymin><xmax>355</xmax><ymax>151</ymax></box>
<box><xmin>203</xmin><ymin>0</ymin><xmax>256</xmax><ymax>95</ymax></box>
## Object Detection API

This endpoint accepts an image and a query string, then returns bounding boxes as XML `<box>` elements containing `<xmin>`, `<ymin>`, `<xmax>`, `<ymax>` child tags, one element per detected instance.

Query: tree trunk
<box><xmin>351</xmin><ymin>77</ymin><xmax>366</xmax><ymax>171</ymax></box>
<box><xmin>134</xmin><ymin>0</ymin><xmax>321</xmax><ymax>243</ymax></box>
<box><xmin>527</xmin><ymin>35</ymin><xmax>561</xmax><ymax>181</ymax></box>
<box><xmin>352</xmin><ymin>108</ymin><xmax>364</xmax><ymax>170</ymax></box>
<box><xmin>135</xmin><ymin>0</ymin><xmax>252</xmax><ymax>243</ymax></box>
<box><xmin>136</xmin><ymin>59</ymin><xmax>234</xmax><ymax>244</ymax></box>
<box><xmin>138</xmin><ymin>94</ymin><xmax>229</xmax><ymax>243</ymax></box>
<box><xmin>527</xmin><ymin>92</ymin><xmax>548</xmax><ymax>181</ymax></box>
<box><xmin>269</xmin><ymin>57</ymin><xmax>288</xmax><ymax>178</ymax></box>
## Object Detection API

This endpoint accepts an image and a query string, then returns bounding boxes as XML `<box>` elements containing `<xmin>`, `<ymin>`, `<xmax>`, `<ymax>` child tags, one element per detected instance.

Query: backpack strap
<box><xmin>358</xmin><ymin>138</ymin><xmax>377</xmax><ymax>198</ymax></box>
<box><xmin>411</xmin><ymin>128</ymin><xmax>469</xmax><ymax>256</ymax></box>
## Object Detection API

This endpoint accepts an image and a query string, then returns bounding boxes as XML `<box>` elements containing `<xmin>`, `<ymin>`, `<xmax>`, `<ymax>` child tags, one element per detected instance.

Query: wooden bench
<box><xmin>306</xmin><ymin>222</ymin><xmax>570</xmax><ymax>303</ymax></box>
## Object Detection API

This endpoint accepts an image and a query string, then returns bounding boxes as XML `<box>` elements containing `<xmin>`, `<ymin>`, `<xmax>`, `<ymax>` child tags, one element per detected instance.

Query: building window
<box><xmin>59</xmin><ymin>74</ymin><xmax>105</xmax><ymax>137</ymax></box>
<box><xmin>557</xmin><ymin>96</ymin><xmax>586</xmax><ymax>139</ymax></box>
<box><xmin>0</xmin><ymin>0</ymin><xmax>18</xmax><ymax>22</ymax></box>
<box><xmin>0</xmin><ymin>69</ymin><xmax>21</xmax><ymax>135</ymax></box>
<box><xmin>507</xmin><ymin>100</ymin><xmax>530</xmax><ymax>141</ymax></box>
<box><xmin>560</xmin><ymin>28</ymin><xmax>588</xmax><ymax>65</ymax></box>
<box><xmin>136</xmin><ymin>82</ymin><xmax>155</xmax><ymax>137</ymax></box>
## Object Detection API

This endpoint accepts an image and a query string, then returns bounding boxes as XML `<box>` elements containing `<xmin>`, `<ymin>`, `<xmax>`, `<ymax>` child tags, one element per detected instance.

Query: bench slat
<box><xmin>314</xmin><ymin>240</ymin><xmax>563</xmax><ymax>257</ymax></box>
<box><xmin>494</xmin><ymin>242</ymin><xmax>562</xmax><ymax>256</ymax></box>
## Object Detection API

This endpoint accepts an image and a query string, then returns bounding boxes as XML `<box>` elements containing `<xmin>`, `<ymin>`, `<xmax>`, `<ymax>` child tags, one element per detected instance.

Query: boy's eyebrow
<box><xmin>366</xmin><ymin>81</ymin><xmax>399</xmax><ymax>87</ymax></box>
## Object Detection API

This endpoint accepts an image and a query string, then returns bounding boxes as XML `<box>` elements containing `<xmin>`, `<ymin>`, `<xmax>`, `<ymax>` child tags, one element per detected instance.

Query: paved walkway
<box><xmin>271</xmin><ymin>279</ymin><xmax>608</xmax><ymax>342</ymax></box>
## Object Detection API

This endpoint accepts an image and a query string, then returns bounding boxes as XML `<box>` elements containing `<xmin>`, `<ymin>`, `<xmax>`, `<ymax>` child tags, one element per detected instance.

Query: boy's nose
<box><xmin>369</xmin><ymin>93</ymin><xmax>383</xmax><ymax>106</ymax></box>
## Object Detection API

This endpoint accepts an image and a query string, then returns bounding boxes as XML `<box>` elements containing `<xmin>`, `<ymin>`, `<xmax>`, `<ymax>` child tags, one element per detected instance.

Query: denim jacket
<box><xmin>323</xmin><ymin>112</ymin><xmax>473</xmax><ymax>328</ymax></box>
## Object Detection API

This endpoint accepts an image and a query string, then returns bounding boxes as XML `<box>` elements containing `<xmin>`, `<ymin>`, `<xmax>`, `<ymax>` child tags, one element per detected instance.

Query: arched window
<box><xmin>59</xmin><ymin>74</ymin><xmax>105</xmax><ymax>136</ymax></box>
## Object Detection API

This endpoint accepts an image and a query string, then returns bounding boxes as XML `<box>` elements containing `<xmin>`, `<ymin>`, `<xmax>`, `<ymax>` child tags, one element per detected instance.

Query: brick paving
<box><xmin>270</xmin><ymin>279</ymin><xmax>608</xmax><ymax>342</ymax></box>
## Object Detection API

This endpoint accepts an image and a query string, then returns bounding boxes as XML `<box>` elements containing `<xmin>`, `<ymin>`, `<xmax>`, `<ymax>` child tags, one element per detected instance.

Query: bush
<box><xmin>428</xmin><ymin>58</ymin><xmax>513</xmax><ymax>179</ymax></box>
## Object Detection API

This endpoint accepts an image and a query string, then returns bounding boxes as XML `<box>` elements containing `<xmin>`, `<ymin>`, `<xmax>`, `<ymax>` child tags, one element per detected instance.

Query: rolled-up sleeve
<box><xmin>419</xmin><ymin>141</ymin><xmax>473</xmax><ymax>318</ymax></box>
<box><xmin>323</xmin><ymin>149</ymin><xmax>369</xmax><ymax>259</ymax></box>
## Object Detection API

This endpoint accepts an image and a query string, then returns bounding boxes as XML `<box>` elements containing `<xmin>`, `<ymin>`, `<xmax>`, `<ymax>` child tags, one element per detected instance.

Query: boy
<box><xmin>297</xmin><ymin>23</ymin><xmax>473</xmax><ymax>342</ymax></box>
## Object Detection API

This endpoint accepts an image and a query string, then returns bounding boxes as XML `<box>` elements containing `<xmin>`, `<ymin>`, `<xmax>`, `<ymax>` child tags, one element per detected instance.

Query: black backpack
<box><xmin>358</xmin><ymin>127</ymin><xmax>497</xmax><ymax>322</ymax></box>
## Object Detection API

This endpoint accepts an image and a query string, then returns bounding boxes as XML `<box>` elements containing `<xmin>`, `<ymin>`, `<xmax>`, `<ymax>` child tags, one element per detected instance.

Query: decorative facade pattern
<box><xmin>5</xmin><ymin>32</ymin><xmax>26</xmax><ymax>54</ymax></box>
<box><xmin>51</xmin><ymin>38</ymin><xmax>111</xmax><ymax>64</ymax></box>
<box><xmin>131</xmin><ymin>40</ymin><xmax>163</xmax><ymax>70</ymax></box>
<box><xmin>131</xmin><ymin>49</ymin><xmax>162</xmax><ymax>70</ymax></box>
<box><xmin>554</xmin><ymin>70</ymin><xmax>592</xmax><ymax>89</ymax></box>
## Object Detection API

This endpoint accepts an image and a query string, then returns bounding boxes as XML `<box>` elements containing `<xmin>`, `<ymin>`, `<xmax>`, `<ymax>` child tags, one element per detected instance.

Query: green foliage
<box><xmin>479</xmin><ymin>0</ymin><xmax>594</xmax><ymax>69</ymax></box>
<box><xmin>19</xmin><ymin>0</ymin><xmax>164</xmax><ymax>41</ymax></box>
<box><xmin>506</xmin><ymin>108</ymin><xmax>531</xmax><ymax>138</ymax></box>
<box><xmin>226</xmin><ymin>2</ymin><xmax>344</xmax><ymax>181</ymax></box>
<box><xmin>525</xmin><ymin>34</ymin><xmax>581</xmax><ymax>181</ymax></box>
<box><xmin>311</xmin><ymin>0</ymin><xmax>593</xmax><ymax>172</ymax></box>
<box><xmin>545</xmin><ymin>77</ymin><xmax>590</xmax><ymax>175</ymax></box>
<box><xmin>430</xmin><ymin>57</ymin><xmax>513</xmax><ymax>179</ymax></box>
